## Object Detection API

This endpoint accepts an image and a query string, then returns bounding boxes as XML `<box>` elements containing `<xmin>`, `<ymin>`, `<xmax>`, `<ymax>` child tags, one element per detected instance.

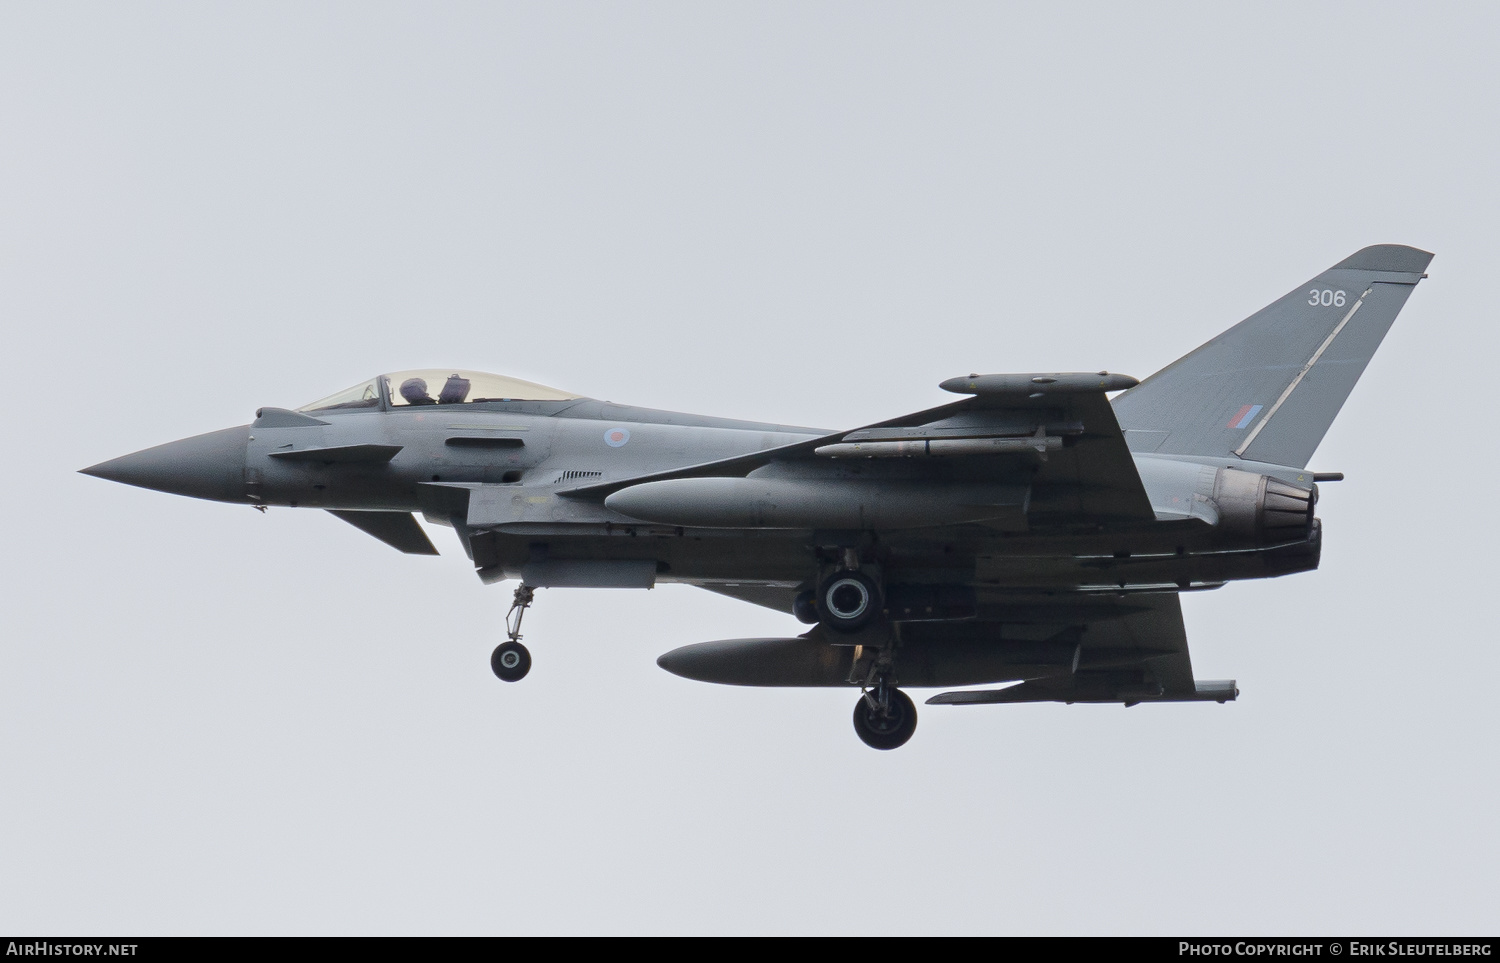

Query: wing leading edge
<box><xmin>565</xmin><ymin>372</ymin><xmax>1154</xmax><ymax>527</ymax></box>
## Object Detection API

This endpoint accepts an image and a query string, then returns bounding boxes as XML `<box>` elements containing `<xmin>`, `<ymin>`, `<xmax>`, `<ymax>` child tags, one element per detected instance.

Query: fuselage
<box><xmin>87</xmin><ymin>388</ymin><xmax>1324</xmax><ymax>605</ymax></box>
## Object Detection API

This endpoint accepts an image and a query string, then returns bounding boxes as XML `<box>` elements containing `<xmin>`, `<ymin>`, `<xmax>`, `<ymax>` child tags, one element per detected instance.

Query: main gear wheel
<box><xmin>852</xmin><ymin>687</ymin><xmax>917</xmax><ymax>750</ymax></box>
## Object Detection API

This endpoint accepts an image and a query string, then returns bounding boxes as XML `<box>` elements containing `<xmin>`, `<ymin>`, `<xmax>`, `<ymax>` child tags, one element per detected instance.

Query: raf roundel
<box><xmin>604</xmin><ymin>427</ymin><xmax>631</xmax><ymax>448</ymax></box>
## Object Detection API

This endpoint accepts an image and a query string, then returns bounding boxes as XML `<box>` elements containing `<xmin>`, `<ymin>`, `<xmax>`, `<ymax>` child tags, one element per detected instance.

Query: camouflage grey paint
<box><xmin>1113</xmin><ymin>245</ymin><xmax>1432</xmax><ymax>467</ymax></box>
<box><xmin>81</xmin><ymin>245</ymin><xmax>1431</xmax><ymax>714</ymax></box>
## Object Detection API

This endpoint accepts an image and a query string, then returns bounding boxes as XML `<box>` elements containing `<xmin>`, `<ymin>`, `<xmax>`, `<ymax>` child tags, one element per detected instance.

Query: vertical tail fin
<box><xmin>1112</xmin><ymin>244</ymin><xmax>1432</xmax><ymax>468</ymax></box>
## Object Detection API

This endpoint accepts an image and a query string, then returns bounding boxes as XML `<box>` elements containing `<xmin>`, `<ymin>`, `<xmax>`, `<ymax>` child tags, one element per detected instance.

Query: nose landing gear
<box><xmin>491</xmin><ymin>584</ymin><xmax>535</xmax><ymax>682</ymax></box>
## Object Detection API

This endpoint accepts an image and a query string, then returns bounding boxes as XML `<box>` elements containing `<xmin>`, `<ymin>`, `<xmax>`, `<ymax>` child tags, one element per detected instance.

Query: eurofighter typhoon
<box><xmin>82</xmin><ymin>245</ymin><xmax>1431</xmax><ymax>748</ymax></box>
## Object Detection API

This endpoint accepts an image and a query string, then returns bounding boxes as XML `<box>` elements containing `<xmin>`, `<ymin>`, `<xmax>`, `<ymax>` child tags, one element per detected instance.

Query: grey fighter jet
<box><xmin>82</xmin><ymin>244</ymin><xmax>1431</xmax><ymax>749</ymax></box>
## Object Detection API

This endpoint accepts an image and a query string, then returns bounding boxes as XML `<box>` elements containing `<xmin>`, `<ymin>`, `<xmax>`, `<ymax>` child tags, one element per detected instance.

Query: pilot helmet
<box><xmin>399</xmin><ymin>378</ymin><xmax>431</xmax><ymax>404</ymax></box>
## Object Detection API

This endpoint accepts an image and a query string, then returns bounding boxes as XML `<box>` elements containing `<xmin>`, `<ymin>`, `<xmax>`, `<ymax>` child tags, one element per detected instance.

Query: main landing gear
<box><xmin>491</xmin><ymin>584</ymin><xmax>534</xmax><ymax>682</ymax></box>
<box><xmin>853</xmin><ymin>679</ymin><xmax>917</xmax><ymax>751</ymax></box>
<box><xmin>809</xmin><ymin>552</ymin><xmax>917</xmax><ymax>748</ymax></box>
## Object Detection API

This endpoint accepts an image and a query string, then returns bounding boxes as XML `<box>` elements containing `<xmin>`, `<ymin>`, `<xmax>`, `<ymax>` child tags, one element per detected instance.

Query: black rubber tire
<box><xmin>792</xmin><ymin>589</ymin><xmax>819</xmax><ymax>625</ymax></box>
<box><xmin>491</xmin><ymin>641</ymin><xmax>532</xmax><ymax>682</ymax></box>
<box><xmin>817</xmin><ymin>570</ymin><xmax>882</xmax><ymax>633</ymax></box>
<box><xmin>852</xmin><ymin>688</ymin><xmax>917</xmax><ymax>750</ymax></box>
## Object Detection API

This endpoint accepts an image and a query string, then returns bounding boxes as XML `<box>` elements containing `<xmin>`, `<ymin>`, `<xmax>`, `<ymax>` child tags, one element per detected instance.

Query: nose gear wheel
<box><xmin>491</xmin><ymin>640</ymin><xmax>531</xmax><ymax>682</ymax></box>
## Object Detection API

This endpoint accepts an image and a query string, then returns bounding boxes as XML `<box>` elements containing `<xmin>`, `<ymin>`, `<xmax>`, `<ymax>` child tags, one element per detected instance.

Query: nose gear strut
<box><xmin>491</xmin><ymin>584</ymin><xmax>535</xmax><ymax>682</ymax></box>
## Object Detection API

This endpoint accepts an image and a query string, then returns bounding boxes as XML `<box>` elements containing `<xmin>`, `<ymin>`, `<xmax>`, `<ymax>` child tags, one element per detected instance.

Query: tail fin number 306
<box><xmin>1308</xmin><ymin>289</ymin><xmax>1346</xmax><ymax>306</ymax></box>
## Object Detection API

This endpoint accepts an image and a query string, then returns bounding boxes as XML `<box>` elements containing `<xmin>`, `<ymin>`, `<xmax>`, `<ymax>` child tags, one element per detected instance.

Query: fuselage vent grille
<box><xmin>555</xmin><ymin>469</ymin><xmax>604</xmax><ymax>483</ymax></box>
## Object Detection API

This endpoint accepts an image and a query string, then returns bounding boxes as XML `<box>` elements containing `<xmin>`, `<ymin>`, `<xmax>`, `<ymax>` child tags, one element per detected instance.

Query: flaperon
<box><xmin>82</xmin><ymin>245</ymin><xmax>1432</xmax><ymax>749</ymax></box>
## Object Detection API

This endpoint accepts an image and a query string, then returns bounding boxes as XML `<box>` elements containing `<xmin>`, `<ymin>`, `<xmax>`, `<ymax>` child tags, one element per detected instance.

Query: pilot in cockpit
<box><xmin>399</xmin><ymin>377</ymin><xmax>437</xmax><ymax>405</ymax></box>
<box><xmin>399</xmin><ymin>374</ymin><xmax>472</xmax><ymax>405</ymax></box>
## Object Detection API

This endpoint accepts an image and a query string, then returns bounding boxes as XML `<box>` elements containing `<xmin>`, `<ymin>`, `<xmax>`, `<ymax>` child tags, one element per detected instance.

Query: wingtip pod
<box><xmin>940</xmin><ymin>372</ymin><xmax>1139</xmax><ymax>396</ymax></box>
<box><xmin>1330</xmin><ymin>244</ymin><xmax>1434</xmax><ymax>275</ymax></box>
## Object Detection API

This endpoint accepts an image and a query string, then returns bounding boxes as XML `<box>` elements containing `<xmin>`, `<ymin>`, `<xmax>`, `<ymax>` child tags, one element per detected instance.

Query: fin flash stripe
<box><xmin>1234</xmin><ymin>287</ymin><xmax>1373</xmax><ymax>457</ymax></box>
<box><xmin>1228</xmin><ymin>405</ymin><xmax>1263</xmax><ymax>429</ymax></box>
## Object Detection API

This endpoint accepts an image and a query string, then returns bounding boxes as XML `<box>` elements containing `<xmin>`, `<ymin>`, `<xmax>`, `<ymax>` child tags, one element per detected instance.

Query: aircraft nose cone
<box><xmin>81</xmin><ymin>425</ymin><xmax>250</xmax><ymax>503</ymax></box>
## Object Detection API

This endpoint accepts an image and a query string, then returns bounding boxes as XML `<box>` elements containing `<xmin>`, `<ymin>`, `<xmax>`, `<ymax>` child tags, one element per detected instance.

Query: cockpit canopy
<box><xmin>298</xmin><ymin>370</ymin><xmax>581</xmax><ymax>413</ymax></box>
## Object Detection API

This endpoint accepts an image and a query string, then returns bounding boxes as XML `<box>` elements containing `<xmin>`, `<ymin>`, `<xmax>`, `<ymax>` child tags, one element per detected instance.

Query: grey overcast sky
<box><xmin>2</xmin><ymin>2</ymin><xmax>1496</xmax><ymax>935</ymax></box>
